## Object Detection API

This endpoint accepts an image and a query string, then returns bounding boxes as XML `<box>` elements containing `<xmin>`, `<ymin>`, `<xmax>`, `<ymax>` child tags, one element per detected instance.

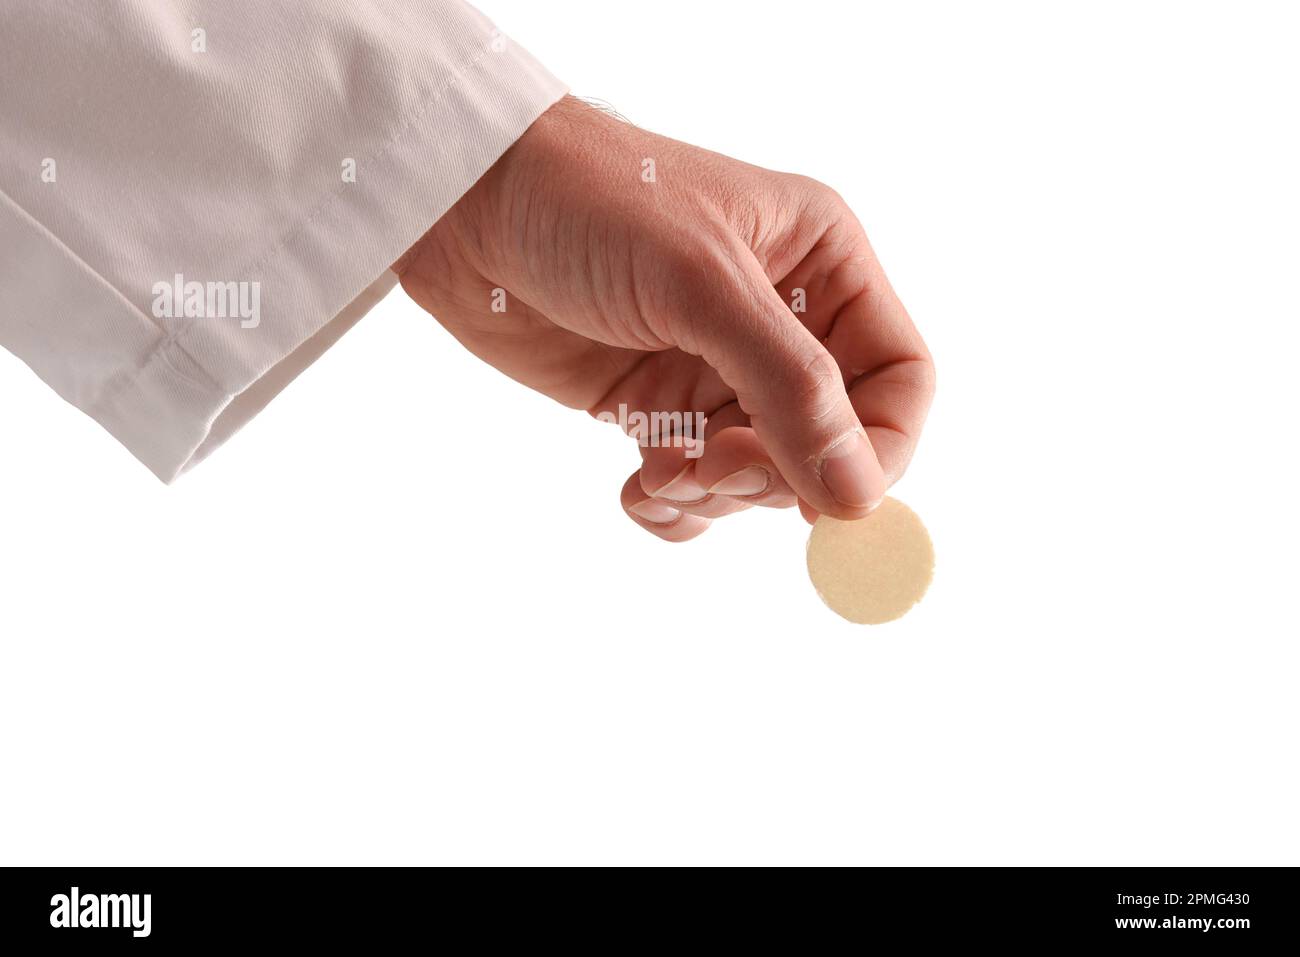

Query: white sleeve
<box><xmin>0</xmin><ymin>1</ymin><xmax>566</xmax><ymax>481</ymax></box>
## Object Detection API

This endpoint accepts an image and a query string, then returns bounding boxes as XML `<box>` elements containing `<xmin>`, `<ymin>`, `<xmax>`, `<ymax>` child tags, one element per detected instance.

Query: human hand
<box><xmin>394</xmin><ymin>96</ymin><xmax>934</xmax><ymax>541</ymax></box>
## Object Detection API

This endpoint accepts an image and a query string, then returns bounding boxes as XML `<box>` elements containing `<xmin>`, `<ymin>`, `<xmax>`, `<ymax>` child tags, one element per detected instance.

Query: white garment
<box><xmin>0</xmin><ymin>1</ymin><xmax>566</xmax><ymax>481</ymax></box>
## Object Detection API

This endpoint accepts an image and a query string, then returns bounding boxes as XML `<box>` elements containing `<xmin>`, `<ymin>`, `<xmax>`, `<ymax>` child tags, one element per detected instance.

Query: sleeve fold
<box><xmin>0</xmin><ymin>0</ymin><xmax>567</xmax><ymax>481</ymax></box>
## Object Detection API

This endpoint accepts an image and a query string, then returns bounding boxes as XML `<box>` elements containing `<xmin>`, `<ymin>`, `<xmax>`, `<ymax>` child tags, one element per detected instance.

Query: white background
<box><xmin>2</xmin><ymin>0</ymin><xmax>1297</xmax><ymax>865</ymax></box>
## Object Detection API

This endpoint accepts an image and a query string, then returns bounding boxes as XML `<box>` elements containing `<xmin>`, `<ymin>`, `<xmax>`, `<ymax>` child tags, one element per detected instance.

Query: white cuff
<box><xmin>0</xmin><ymin>2</ymin><xmax>566</xmax><ymax>481</ymax></box>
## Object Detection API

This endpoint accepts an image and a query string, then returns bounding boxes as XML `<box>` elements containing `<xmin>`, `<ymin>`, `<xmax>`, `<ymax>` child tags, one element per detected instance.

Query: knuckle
<box><xmin>789</xmin><ymin>349</ymin><xmax>844</xmax><ymax>414</ymax></box>
<box><xmin>896</xmin><ymin>355</ymin><xmax>937</xmax><ymax>411</ymax></box>
<box><xmin>915</xmin><ymin>356</ymin><xmax>937</xmax><ymax>402</ymax></box>
<box><xmin>787</xmin><ymin>173</ymin><xmax>849</xmax><ymax>215</ymax></box>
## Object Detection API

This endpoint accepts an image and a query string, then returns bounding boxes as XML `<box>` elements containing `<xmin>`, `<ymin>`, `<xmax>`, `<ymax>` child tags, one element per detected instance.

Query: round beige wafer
<box><xmin>806</xmin><ymin>497</ymin><xmax>933</xmax><ymax>624</ymax></box>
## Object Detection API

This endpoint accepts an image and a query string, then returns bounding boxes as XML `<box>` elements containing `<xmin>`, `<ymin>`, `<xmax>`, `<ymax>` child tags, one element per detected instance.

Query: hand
<box><xmin>394</xmin><ymin>96</ymin><xmax>934</xmax><ymax>541</ymax></box>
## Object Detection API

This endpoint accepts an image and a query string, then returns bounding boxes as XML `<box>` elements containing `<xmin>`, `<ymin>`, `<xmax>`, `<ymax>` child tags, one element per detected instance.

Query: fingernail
<box><xmin>651</xmin><ymin>466</ymin><xmax>709</xmax><ymax>503</ymax></box>
<box><xmin>708</xmin><ymin>466</ymin><xmax>770</xmax><ymax>497</ymax></box>
<box><xmin>818</xmin><ymin>430</ymin><xmax>879</xmax><ymax>509</ymax></box>
<box><xmin>630</xmin><ymin>501</ymin><xmax>682</xmax><ymax>524</ymax></box>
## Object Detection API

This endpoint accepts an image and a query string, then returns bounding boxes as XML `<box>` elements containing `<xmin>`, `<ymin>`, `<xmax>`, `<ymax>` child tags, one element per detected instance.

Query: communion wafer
<box><xmin>806</xmin><ymin>497</ymin><xmax>933</xmax><ymax>624</ymax></box>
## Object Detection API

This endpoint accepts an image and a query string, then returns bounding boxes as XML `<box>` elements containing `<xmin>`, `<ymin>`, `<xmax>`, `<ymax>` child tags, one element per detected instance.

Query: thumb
<box><xmin>678</xmin><ymin>248</ymin><xmax>887</xmax><ymax>519</ymax></box>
